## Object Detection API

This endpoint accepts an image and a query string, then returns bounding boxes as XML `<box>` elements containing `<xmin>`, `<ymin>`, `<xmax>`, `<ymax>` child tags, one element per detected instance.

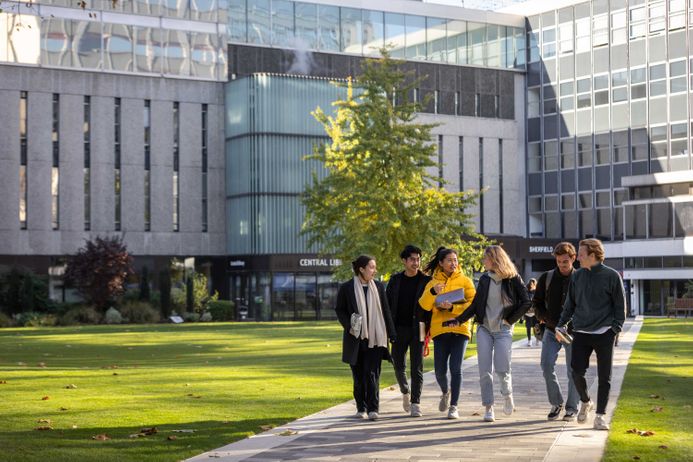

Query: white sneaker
<box><xmin>410</xmin><ymin>403</ymin><xmax>422</xmax><ymax>417</ymax></box>
<box><xmin>577</xmin><ymin>400</ymin><xmax>594</xmax><ymax>424</ymax></box>
<box><xmin>439</xmin><ymin>391</ymin><xmax>450</xmax><ymax>412</ymax></box>
<box><xmin>402</xmin><ymin>393</ymin><xmax>411</xmax><ymax>413</ymax></box>
<box><xmin>527</xmin><ymin>340</ymin><xmax>532</xmax><ymax>347</ymax></box>
<box><xmin>447</xmin><ymin>405</ymin><xmax>459</xmax><ymax>419</ymax></box>
<box><xmin>593</xmin><ymin>413</ymin><xmax>609</xmax><ymax>430</ymax></box>
<box><xmin>483</xmin><ymin>405</ymin><xmax>495</xmax><ymax>422</ymax></box>
<box><xmin>367</xmin><ymin>411</ymin><xmax>379</xmax><ymax>421</ymax></box>
<box><xmin>503</xmin><ymin>395</ymin><xmax>515</xmax><ymax>415</ymax></box>
<box><xmin>354</xmin><ymin>411</ymin><xmax>367</xmax><ymax>419</ymax></box>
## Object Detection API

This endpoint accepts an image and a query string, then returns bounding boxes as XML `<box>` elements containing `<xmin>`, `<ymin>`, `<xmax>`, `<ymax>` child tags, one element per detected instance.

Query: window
<box><xmin>595</xmin><ymin>133</ymin><xmax>610</xmax><ymax>164</ymax></box>
<box><xmin>458</xmin><ymin>136</ymin><xmax>464</xmax><ymax>191</ymax></box>
<box><xmin>173</xmin><ymin>101</ymin><xmax>180</xmax><ymax>232</ymax></box>
<box><xmin>629</xmin><ymin>4</ymin><xmax>646</xmax><ymax>39</ymax></box>
<box><xmin>670</xmin><ymin>60</ymin><xmax>687</xmax><ymax>93</ymax></box>
<box><xmin>499</xmin><ymin>139</ymin><xmax>504</xmax><ymax>233</ymax></box>
<box><xmin>202</xmin><ymin>104</ymin><xmax>208</xmax><ymax>232</ymax></box>
<box><xmin>630</xmin><ymin>66</ymin><xmax>647</xmax><ymax>99</ymax></box>
<box><xmin>84</xmin><ymin>96</ymin><xmax>91</xmax><ymax>231</ymax></box>
<box><xmin>593</xmin><ymin>74</ymin><xmax>609</xmax><ymax>106</ymax></box>
<box><xmin>559</xmin><ymin>81</ymin><xmax>574</xmax><ymax>111</ymax></box>
<box><xmin>612</xmin><ymin>69</ymin><xmax>628</xmax><ymax>103</ymax></box>
<box><xmin>577</xmin><ymin>135</ymin><xmax>592</xmax><ymax>166</ymax></box>
<box><xmin>528</xmin><ymin>87</ymin><xmax>540</xmax><ymax>118</ymax></box>
<box><xmin>115</xmin><ymin>97</ymin><xmax>121</xmax><ymax>231</ymax></box>
<box><xmin>613</xmin><ymin>130</ymin><xmax>629</xmax><ymax>163</ymax></box>
<box><xmin>438</xmin><ymin>135</ymin><xmax>443</xmax><ymax>188</ymax></box>
<box><xmin>592</xmin><ymin>13</ymin><xmax>609</xmax><ymax>48</ymax></box>
<box><xmin>475</xmin><ymin>93</ymin><xmax>480</xmax><ymax>117</ymax></box>
<box><xmin>558</xmin><ymin>20</ymin><xmax>573</xmax><ymax>55</ymax></box>
<box><xmin>669</xmin><ymin>0</ymin><xmax>686</xmax><ymax>31</ymax></box>
<box><xmin>576</xmin><ymin>77</ymin><xmax>591</xmax><ymax>109</ymax></box>
<box><xmin>649</xmin><ymin>1</ymin><xmax>666</xmax><ymax>35</ymax></box>
<box><xmin>20</xmin><ymin>91</ymin><xmax>27</xmax><ymax>230</ymax></box>
<box><xmin>611</xmin><ymin>9</ymin><xmax>627</xmax><ymax>45</ymax></box>
<box><xmin>144</xmin><ymin>100</ymin><xmax>151</xmax><ymax>231</ymax></box>
<box><xmin>542</xmin><ymin>25</ymin><xmax>556</xmax><ymax>59</ymax></box>
<box><xmin>650</xmin><ymin>125</ymin><xmax>668</xmax><ymax>159</ymax></box>
<box><xmin>631</xmin><ymin>127</ymin><xmax>649</xmax><ymax>161</ymax></box>
<box><xmin>560</xmin><ymin>137</ymin><xmax>575</xmax><ymax>169</ymax></box>
<box><xmin>528</xmin><ymin>142</ymin><xmax>541</xmax><ymax>172</ymax></box>
<box><xmin>479</xmin><ymin>137</ymin><xmax>484</xmax><ymax>233</ymax></box>
<box><xmin>52</xmin><ymin>94</ymin><xmax>59</xmax><ymax>230</ymax></box>
<box><xmin>575</xmin><ymin>17</ymin><xmax>590</xmax><ymax>53</ymax></box>
<box><xmin>670</xmin><ymin>122</ymin><xmax>688</xmax><ymax>157</ymax></box>
<box><xmin>649</xmin><ymin>63</ymin><xmax>667</xmax><ymax>97</ymax></box>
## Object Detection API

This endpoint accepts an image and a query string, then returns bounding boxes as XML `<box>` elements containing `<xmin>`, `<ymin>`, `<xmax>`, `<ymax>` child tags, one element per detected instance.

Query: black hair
<box><xmin>400</xmin><ymin>244</ymin><xmax>423</xmax><ymax>260</ymax></box>
<box><xmin>352</xmin><ymin>255</ymin><xmax>375</xmax><ymax>276</ymax></box>
<box><xmin>423</xmin><ymin>247</ymin><xmax>457</xmax><ymax>274</ymax></box>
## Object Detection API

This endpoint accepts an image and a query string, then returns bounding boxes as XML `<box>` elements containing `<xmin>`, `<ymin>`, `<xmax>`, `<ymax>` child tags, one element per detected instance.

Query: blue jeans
<box><xmin>433</xmin><ymin>333</ymin><xmax>469</xmax><ymax>407</ymax></box>
<box><xmin>541</xmin><ymin>328</ymin><xmax>579</xmax><ymax>413</ymax></box>
<box><xmin>477</xmin><ymin>324</ymin><xmax>513</xmax><ymax>406</ymax></box>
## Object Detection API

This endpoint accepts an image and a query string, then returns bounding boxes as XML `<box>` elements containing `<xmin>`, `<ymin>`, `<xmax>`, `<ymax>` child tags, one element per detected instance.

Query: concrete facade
<box><xmin>0</xmin><ymin>66</ymin><xmax>226</xmax><ymax>259</ymax></box>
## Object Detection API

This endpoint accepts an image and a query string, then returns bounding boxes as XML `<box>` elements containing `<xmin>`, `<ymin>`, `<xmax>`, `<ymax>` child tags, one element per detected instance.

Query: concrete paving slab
<box><xmin>188</xmin><ymin>317</ymin><xmax>643</xmax><ymax>462</ymax></box>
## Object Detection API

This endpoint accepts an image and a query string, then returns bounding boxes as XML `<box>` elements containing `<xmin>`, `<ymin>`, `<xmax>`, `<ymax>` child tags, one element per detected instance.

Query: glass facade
<box><xmin>228</xmin><ymin>0</ymin><xmax>526</xmax><ymax>70</ymax></box>
<box><xmin>225</xmin><ymin>74</ymin><xmax>347</xmax><ymax>255</ymax></box>
<box><xmin>0</xmin><ymin>1</ymin><xmax>226</xmax><ymax>80</ymax></box>
<box><xmin>527</xmin><ymin>0</ymin><xmax>693</xmax><ymax>241</ymax></box>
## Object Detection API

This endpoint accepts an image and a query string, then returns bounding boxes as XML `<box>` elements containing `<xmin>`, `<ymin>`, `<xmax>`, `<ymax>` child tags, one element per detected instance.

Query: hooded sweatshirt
<box><xmin>419</xmin><ymin>267</ymin><xmax>476</xmax><ymax>339</ymax></box>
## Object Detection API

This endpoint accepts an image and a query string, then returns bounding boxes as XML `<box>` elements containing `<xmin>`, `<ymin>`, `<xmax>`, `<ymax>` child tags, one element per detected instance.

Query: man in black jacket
<box><xmin>533</xmin><ymin>242</ymin><xmax>579</xmax><ymax>422</ymax></box>
<box><xmin>557</xmin><ymin>239</ymin><xmax>626</xmax><ymax>431</ymax></box>
<box><xmin>386</xmin><ymin>245</ymin><xmax>431</xmax><ymax>417</ymax></box>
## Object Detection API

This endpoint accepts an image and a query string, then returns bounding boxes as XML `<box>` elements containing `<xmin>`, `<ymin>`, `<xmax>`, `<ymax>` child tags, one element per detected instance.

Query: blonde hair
<box><xmin>579</xmin><ymin>238</ymin><xmax>605</xmax><ymax>262</ymax></box>
<box><xmin>484</xmin><ymin>245</ymin><xmax>518</xmax><ymax>279</ymax></box>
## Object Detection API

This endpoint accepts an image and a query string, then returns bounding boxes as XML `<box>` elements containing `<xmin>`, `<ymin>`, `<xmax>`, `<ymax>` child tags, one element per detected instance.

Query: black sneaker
<box><xmin>548</xmin><ymin>404</ymin><xmax>563</xmax><ymax>420</ymax></box>
<box><xmin>563</xmin><ymin>410</ymin><xmax>577</xmax><ymax>422</ymax></box>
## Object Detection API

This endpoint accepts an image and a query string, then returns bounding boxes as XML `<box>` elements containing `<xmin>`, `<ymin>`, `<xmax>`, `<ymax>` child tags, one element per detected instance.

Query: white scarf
<box><xmin>352</xmin><ymin>277</ymin><xmax>388</xmax><ymax>348</ymax></box>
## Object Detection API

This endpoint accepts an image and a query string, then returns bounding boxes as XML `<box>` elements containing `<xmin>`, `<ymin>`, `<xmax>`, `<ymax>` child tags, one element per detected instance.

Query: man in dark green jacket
<box><xmin>557</xmin><ymin>238</ymin><xmax>626</xmax><ymax>431</ymax></box>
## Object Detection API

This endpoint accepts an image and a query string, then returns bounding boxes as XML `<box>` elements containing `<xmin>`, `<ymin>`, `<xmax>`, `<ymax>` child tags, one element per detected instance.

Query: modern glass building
<box><xmin>0</xmin><ymin>0</ymin><xmax>690</xmax><ymax>319</ymax></box>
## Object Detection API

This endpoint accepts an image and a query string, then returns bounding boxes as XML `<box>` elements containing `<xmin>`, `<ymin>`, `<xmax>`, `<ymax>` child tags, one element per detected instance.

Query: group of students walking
<box><xmin>335</xmin><ymin>238</ymin><xmax>626</xmax><ymax>431</ymax></box>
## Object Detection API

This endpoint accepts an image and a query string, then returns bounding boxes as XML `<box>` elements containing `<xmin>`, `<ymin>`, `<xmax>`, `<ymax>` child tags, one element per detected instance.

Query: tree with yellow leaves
<box><xmin>302</xmin><ymin>49</ymin><xmax>489</xmax><ymax>280</ymax></box>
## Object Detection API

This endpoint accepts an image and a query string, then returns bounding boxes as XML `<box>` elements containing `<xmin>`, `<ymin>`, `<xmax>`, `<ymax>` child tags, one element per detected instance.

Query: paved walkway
<box><xmin>188</xmin><ymin>317</ymin><xmax>643</xmax><ymax>462</ymax></box>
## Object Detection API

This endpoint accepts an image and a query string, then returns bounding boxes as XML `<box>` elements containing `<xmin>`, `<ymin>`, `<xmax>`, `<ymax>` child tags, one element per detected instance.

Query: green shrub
<box><xmin>0</xmin><ymin>312</ymin><xmax>14</xmax><ymax>327</ymax></box>
<box><xmin>200</xmin><ymin>311</ymin><xmax>212</xmax><ymax>322</ymax></box>
<box><xmin>207</xmin><ymin>300</ymin><xmax>235</xmax><ymax>321</ymax></box>
<box><xmin>183</xmin><ymin>311</ymin><xmax>200</xmax><ymax>322</ymax></box>
<box><xmin>14</xmin><ymin>311</ymin><xmax>57</xmax><ymax>327</ymax></box>
<box><xmin>58</xmin><ymin>306</ymin><xmax>102</xmax><ymax>325</ymax></box>
<box><xmin>104</xmin><ymin>307</ymin><xmax>123</xmax><ymax>324</ymax></box>
<box><xmin>171</xmin><ymin>287</ymin><xmax>187</xmax><ymax>313</ymax></box>
<box><xmin>119</xmin><ymin>301</ymin><xmax>161</xmax><ymax>324</ymax></box>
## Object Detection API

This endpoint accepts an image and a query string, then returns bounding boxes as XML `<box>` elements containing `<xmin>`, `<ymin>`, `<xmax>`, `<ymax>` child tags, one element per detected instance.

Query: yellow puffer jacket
<box><xmin>419</xmin><ymin>267</ymin><xmax>476</xmax><ymax>339</ymax></box>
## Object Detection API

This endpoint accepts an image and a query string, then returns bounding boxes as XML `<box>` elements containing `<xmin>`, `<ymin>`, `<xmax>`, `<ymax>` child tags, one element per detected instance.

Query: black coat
<box><xmin>457</xmin><ymin>273</ymin><xmax>531</xmax><ymax>326</ymax></box>
<box><xmin>385</xmin><ymin>271</ymin><xmax>432</xmax><ymax>330</ymax></box>
<box><xmin>335</xmin><ymin>279</ymin><xmax>396</xmax><ymax>366</ymax></box>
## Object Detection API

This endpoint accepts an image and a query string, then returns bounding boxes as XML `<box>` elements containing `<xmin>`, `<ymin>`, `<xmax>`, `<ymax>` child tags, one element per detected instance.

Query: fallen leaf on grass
<box><xmin>640</xmin><ymin>431</ymin><xmax>655</xmax><ymax>437</ymax></box>
<box><xmin>277</xmin><ymin>430</ymin><xmax>298</xmax><ymax>436</ymax></box>
<box><xmin>72</xmin><ymin>425</ymin><xmax>78</xmax><ymax>429</ymax></box>
<box><xmin>632</xmin><ymin>457</ymin><xmax>640</xmax><ymax>460</ymax></box>
<box><xmin>650</xmin><ymin>406</ymin><xmax>664</xmax><ymax>412</ymax></box>
<box><xmin>37</xmin><ymin>419</ymin><xmax>51</xmax><ymax>424</ymax></box>
<box><xmin>17</xmin><ymin>362</ymin><xmax>26</xmax><ymax>366</ymax></box>
<box><xmin>171</xmin><ymin>429</ymin><xmax>196</xmax><ymax>433</ymax></box>
<box><xmin>59</xmin><ymin>407</ymin><xmax>68</xmax><ymax>411</ymax></box>
<box><xmin>41</xmin><ymin>396</ymin><xmax>50</xmax><ymax>401</ymax></box>
<box><xmin>34</xmin><ymin>426</ymin><xmax>53</xmax><ymax>431</ymax></box>
<box><xmin>659</xmin><ymin>445</ymin><xmax>668</xmax><ymax>449</ymax></box>
<box><xmin>65</xmin><ymin>384</ymin><xmax>78</xmax><ymax>389</ymax></box>
<box><xmin>112</xmin><ymin>373</ymin><xmax>118</xmax><ymax>376</ymax></box>
<box><xmin>648</xmin><ymin>394</ymin><xmax>660</xmax><ymax>399</ymax></box>
<box><xmin>186</xmin><ymin>394</ymin><xmax>202</xmax><ymax>399</ymax></box>
<box><xmin>260</xmin><ymin>425</ymin><xmax>274</xmax><ymax>431</ymax></box>
<box><xmin>37</xmin><ymin>362</ymin><xmax>47</xmax><ymax>368</ymax></box>
<box><xmin>92</xmin><ymin>434</ymin><xmax>110</xmax><ymax>441</ymax></box>
<box><xmin>0</xmin><ymin>380</ymin><xmax>7</xmax><ymax>384</ymax></box>
<box><xmin>167</xmin><ymin>436</ymin><xmax>177</xmax><ymax>441</ymax></box>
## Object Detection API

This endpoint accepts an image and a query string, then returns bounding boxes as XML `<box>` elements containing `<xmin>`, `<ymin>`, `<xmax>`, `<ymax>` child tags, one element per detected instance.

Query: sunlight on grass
<box><xmin>603</xmin><ymin>318</ymin><xmax>693</xmax><ymax>462</ymax></box>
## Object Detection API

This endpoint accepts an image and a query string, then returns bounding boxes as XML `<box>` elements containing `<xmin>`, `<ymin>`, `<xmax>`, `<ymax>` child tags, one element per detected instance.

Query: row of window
<box><xmin>10</xmin><ymin>0</ymin><xmax>224</xmax><ymax>23</ymax></box>
<box><xmin>0</xmin><ymin>13</ymin><xmax>226</xmax><ymax>80</ymax></box>
<box><xmin>228</xmin><ymin>0</ymin><xmax>525</xmax><ymax>69</ymax></box>
<box><xmin>528</xmin><ymin>200</ymin><xmax>693</xmax><ymax>240</ymax></box>
<box><xmin>17</xmin><ymin>93</ymin><xmax>209</xmax><ymax>233</ymax></box>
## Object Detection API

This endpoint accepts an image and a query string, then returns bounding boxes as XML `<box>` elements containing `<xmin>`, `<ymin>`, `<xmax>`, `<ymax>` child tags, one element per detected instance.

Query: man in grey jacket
<box><xmin>557</xmin><ymin>238</ymin><xmax>626</xmax><ymax>431</ymax></box>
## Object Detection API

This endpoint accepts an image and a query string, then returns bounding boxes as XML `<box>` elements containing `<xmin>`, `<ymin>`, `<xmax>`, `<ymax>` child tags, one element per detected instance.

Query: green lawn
<box><xmin>0</xmin><ymin>322</ymin><xmax>523</xmax><ymax>462</ymax></box>
<box><xmin>604</xmin><ymin>318</ymin><xmax>693</xmax><ymax>462</ymax></box>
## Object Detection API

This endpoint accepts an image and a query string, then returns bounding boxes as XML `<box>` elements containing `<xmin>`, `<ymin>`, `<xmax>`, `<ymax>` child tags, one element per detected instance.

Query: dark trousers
<box><xmin>433</xmin><ymin>333</ymin><xmax>469</xmax><ymax>407</ymax></box>
<box><xmin>524</xmin><ymin>316</ymin><xmax>536</xmax><ymax>340</ymax></box>
<box><xmin>391</xmin><ymin>325</ymin><xmax>424</xmax><ymax>404</ymax></box>
<box><xmin>350</xmin><ymin>340</ymin><xmax>385</xmax><ymax>413</ymax></box>
<box><xmin>571</xmin><ymin>330</ymin><xmax>617</xmax><ymax>414</ymax></box>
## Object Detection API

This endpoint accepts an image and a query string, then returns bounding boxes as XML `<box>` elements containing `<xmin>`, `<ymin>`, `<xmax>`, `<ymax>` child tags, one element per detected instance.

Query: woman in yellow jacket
<box><xmin>419</xmin><ymin>247</ymin><xmax>476</xmax><ymax>419</ymax></box>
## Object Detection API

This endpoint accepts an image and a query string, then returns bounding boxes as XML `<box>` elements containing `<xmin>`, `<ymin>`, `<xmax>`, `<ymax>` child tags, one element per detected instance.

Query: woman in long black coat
<box><xmin>335</xmin><ymin>255</ymin><xmax>396</xmax><ymax>421</ymax></box>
